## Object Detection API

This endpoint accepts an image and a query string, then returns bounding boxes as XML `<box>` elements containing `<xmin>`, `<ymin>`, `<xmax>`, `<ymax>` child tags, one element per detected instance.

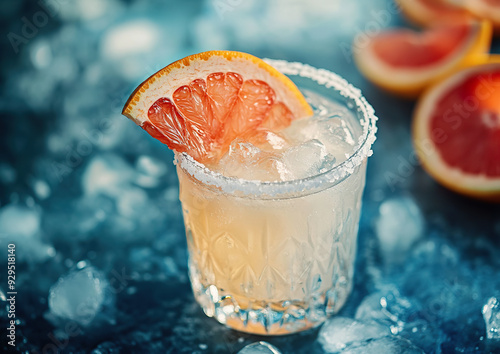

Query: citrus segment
<box><xmin>122</xmin><ymin>51</ymin><xmax>313</xmax><ymax>162</ymax></box>
<box><xmin>354</xmin><ymin>21</ymin><xmax>492</xmax><ymax>98</ymax></box>
<box><xmin>261</xmin><ymin>102</ymin><xmax>293</xmax><ymax>131</ymax></box>
<box><xmin>413</xmin><ymin>62</ymin><xmax>500</xmax><ymax>201</ymax></box>
<box><xmin>396</xmin><ymin>0</ymin><xmax>472</xmax><ymax>27</ymax></box>
<box><xmin>225</xmin><ymin>79</ymin><xmax>275</xmax><ymax>137</ymax></box>
<box><xmin>145</xmin><ymin>98</ymin><xmax>188</xmax><ymax>151</ymax></box>
<box><xmin>206</xmin><ymin>72</ymin><xmax>243</xmax><ymax>124</ymax></box>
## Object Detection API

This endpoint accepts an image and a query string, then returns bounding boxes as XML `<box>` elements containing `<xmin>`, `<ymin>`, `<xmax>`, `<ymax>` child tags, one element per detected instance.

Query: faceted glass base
<box><xmin>189</xmin><ymin>259</ymin><xmax>353</xmax><ymax>335</ymax></box>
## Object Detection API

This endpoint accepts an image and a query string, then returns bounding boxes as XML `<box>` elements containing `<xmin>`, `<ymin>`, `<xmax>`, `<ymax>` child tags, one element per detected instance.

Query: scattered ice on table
<box><xmin>375</xmin><ymin>197</ymin><xmax>424</xmax><ymax>264</ymax></box>
<box><xmin>195</xmin><ymin>0</ymin><xmax>382</xmax><ymax>53</ymax></box>
<box><xmin>355</xmin><ymin>288</ymin><xmax>416</xmax><ymax>334</ymax></box>
<box><xmin>135</xmin><ymin>155</ymin><xmax>167</xmax><ymax>188</ymax></box>
<box><xmin>199</xmin><ymin>343</ymin><xmax>208</xmax><ymax>350</ymax></box>
<box><xmin>0</xmin><ymin>204</ymin><xmax>55</xmax><ymax>263</ymax></box>
<box><xmin>30</xmin><ymin>39</ymin><xmax>52</xmax><ymax>70</ymax></box>
<box><xmin>56</xmin><ymin>0</ymin><xmax>122</xmax><ymax>21</ymax></box>
<box><xmin>116</xmin><ymin>186</ymin><xmax>148</xmax><ymax>217</ymax></box>
<box><xmin>354</xmin><ymin>290</ymin><xmax>446</xmax><ymax>352</ymax></box>
<box><xmin>483</xmin><ymin>297</ymin><xmax>500</xmax><ymax>340</ymax></box>
<box><xmin>192</xmin><ymin>16</ymin><xmax>230</xmax><ymax>50</ymax></box>
<box><xmin>402</xmin><ymin>319</ymin><xmax>447</xmax><ymax>354</ymax></box>
<box><xmin>341</xmin><ymin>336</ymin><xmax>424</xmax><ymax>354</ymax></box>
<box><xmin>317</xmin><ymin>316</ymin><xmax>390</xmax><ymax>352</ymax></box>
<box><xmin>80</xmin><ymin>154</ymin><xmax>167</xmax><ymax>237</ymax></box>
<box><xmin>237</xmin><ymin>341</ymin><xmax>282</xmax><ymax>354</ymax></box>
<box><xmin>82</xmin><ymin>154</ymin><xmax>135</xmax><ymax>197</ymax></box>
<box><xmin>30</xmin><ymin>179</ymin><xmax>51</xmax><ymax>200</ymax></box>
<box><xmin>0</xmin><ymin>204</ymin><xmax>40</xmax><ymax>237</ymax></box>
<box><xmin>48</xmin><ymin>266</ymin><xmax>113</xmax><ymax>327</ymax></box>
<box><xmin>164</xmin><ymin>186</ymin><xmax>180</xmax><ymax>203</ymax></box>
<box><xmin>91</xmin><ymin>341</ymin><xmax>121</xmax><ymax>354</ymax></box>
<box><xmin>101</xmin><ymin>20</ymin><xmax>160</xmax><ymax>61</ymax></box>
<box><xmin>401</xmin><ymin>239</ymin><xmax>473</xmax><ymax>322</ymax></box>
<box><xmin>136</xmin><ymin>155</ymin><xmax>167</xmax><ymax>177</ymax></box>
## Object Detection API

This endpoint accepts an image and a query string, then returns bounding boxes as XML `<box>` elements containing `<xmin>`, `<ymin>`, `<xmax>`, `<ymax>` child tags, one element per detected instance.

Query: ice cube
<box><xmin>30</xmin><ymin>179</ymin><xmax>51</xmax><ymax>200</ymax></box>
<box><xmin>315</xmin><ymin>118</ymin><xmax>357</xmax><ymax>161</ymax></box>
<box><xmin>317</xmin><ymin>317</ymin><xmax>390</xmax><ymax>352</ymax></box>
<box><xmin>307</xmin><ymin>116</ymin><xmax>355</xmax><ymax>144</ymax></box>
<box><xmin>342</xmin><ymin>336</ymin><xmax>424</xmax><ymax>354</ymax></box>
<box><xmin>91</xmin><ymin>341</ymin><xmax>120</xmax><ymax>354</ymax></box>
<box><xmin>101</xmin><ymin>20</ymin><xmax>160</xmax><ymax>61</ymax></box>
<box><xmin>282</xmin><ymin>139</ymin><xmax>334</xmax><ymax>179</ymax></box>
<box><xmin>219</xmin><ymin>140</ymin><xmax>287</xmax><ymax>181</ymax></box>
<box><xmin>82</xmin><ymin>153</ymin><xmax>135</xmax><ymax>197</ymax></box>
<box><xmin>283</xmin><ymin>97</ymin><xmax>357</xmax><ymax>164</ymax></box>
<box><xmin>135</xmin><ymin>155</ymin><xmax>167</xmax><ymax>188</ymax></box>
<box><xmin>483</xmin><ymin>297</ymin><xmax>500</xmax><ymax>340</ymax></box>
<box><xmin>30</xmin><ymin>39</ymin><xmax>52</xmax><ymax>70</ymax></box>
<box><xmin>0</xmin><ymin>204</ymin><xmax>55</xmax><ymax>263</ymax></box>
<box><xmin>402</xmin><ymin>320</ymin><xmax>447</xmax><ymax>354</ymax></box>
<box><xmin>48</xmin><ymin>266</ymin><xmax>113</xmax><ymax>327</ymax></box>
<box><xmin>355</xmin><ymin>288</ymin><xmax>417</xmax><ymax>334</ymax></box>
<box><xmin>249</xmin><ymin>130</ymin><xmax>289</xmax><ymax>152</ymax></box>
<box><xmin>401</xmin><ymin>239</ymin><xmax>477</xmax><ymax>326</ymax></box>
<box><xmin>55</xmin><ymin>0</ymin><xmax>122</xmax><ymax>21</ymax></box>
<box><xmin>116</xmin><ymin>187</ymin><xmax>148</xmax><ymax>217</ymax></box>
<box><xmin>0</xmin><ymin>204</ymin><xmax>40</xmax><ymax>238</ymax></box>
<box><xmin>237</xmin><ymin>341</ymin><xmax>282</xmax><ymax>354</ymax></box>
<box><xmin>375</xmin><ymin>197</ymin><xmax>424</xmax><ymax>264</ymax></box>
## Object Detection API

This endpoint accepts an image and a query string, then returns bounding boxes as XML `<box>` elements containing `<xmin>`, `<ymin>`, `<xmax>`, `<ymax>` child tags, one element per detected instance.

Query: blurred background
<box><xmin>1</xmin><ymin>0</ymin><xmax>499</xmax><ymax>353</ymax></box>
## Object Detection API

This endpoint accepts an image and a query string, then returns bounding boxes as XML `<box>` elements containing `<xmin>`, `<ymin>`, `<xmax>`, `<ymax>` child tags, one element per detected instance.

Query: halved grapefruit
<box><xmin>122</xmin><ymin>51</ymin><xmax>313</xmax><ymax>163</ymax></box>
<box><xmin>465</xmin><ymin>0</ymin><xmax>500</xmax><ymax>34</ymax></box>
<box><xmin>353</xmin><ymin>20</ymin><xmax>492</xmax><ymax>98</ymax></box>
<box><xmin>396</xmin><ymin>0</ymin><xmax>472</xmax><ymax>27</ymax></box>
<box><xmin>412</xmin><ymin>60</ymin><xmax>500</xmax><ymax>201</ymax></box>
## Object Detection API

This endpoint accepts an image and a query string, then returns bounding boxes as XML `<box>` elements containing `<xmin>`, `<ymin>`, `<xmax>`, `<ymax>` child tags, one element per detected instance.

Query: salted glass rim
<box><xmin>175</xmin><ymin>59</ymin><xmax>378</xmax><ymax>198</ymax></box>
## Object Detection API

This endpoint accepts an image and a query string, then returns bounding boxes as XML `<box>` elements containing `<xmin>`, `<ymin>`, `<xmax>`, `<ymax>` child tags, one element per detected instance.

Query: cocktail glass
<box><xmin>175</xmin><ymin>60</ymin><xmax>377</xmax><ymax>335</ymax></box>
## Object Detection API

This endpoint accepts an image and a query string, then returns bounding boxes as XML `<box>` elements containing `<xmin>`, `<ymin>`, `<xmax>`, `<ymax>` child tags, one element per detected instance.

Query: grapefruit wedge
<box><xmin>396</xmin><ymin>0</ymin><xmax>472</xmax><ymax>27</ymax></box>
<box><xmin>354</xmin><ymin>21</ymin><xmax>492</xmax><ymax>98</ymax></box>
<box><xmin>122</xmin><ymin>51</ymin><xmax>313</xmax><ymax>163</ymax></box>
<box><xmin>465</xmin><ymin>0</ymin><xmax>500</xmax><ymax>34</ymax></box>
<box><xmin>413</xmin><ymin>60</ymin><xmax>500</xmax><ymax>202</ymax></box>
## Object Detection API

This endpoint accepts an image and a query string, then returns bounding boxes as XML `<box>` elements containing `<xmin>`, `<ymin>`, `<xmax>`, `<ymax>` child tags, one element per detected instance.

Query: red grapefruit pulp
<box><xmin>413</xmin><ymin>62</ymin><xmax>500</xmax><ymax>201</ymax></box>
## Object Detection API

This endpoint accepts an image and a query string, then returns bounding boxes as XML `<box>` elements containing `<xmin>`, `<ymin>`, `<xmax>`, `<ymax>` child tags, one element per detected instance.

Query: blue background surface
<box><xmin>1</xmin><ymin>0</ymin><xmax>500</xmax><ymax>353</ymax></box>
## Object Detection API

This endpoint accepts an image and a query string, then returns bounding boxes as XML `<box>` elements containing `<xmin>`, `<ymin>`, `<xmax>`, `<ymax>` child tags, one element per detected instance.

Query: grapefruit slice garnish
<box><xmin>465</xmin><ymin>0</ymin><xmax>500</xmax><ymax>34</ymax></box>
<box><xmin>122</xmin><ymin>51</ymin><xmax>313</xmax><ymax>163</ymax></box>
<box><xmin>354</xmin><ymin>20</ymin><xmax>492</xmax><ymax>98</ymax></box>
<box><xmin>396</xmin><ymin>0</ymin><xmax>472</xmax><ymax>27</ymax></box>
<box><xmin>412</xmin><ymin>60</ymin><xmax>500</xmax><ymax>201</ymax></box>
